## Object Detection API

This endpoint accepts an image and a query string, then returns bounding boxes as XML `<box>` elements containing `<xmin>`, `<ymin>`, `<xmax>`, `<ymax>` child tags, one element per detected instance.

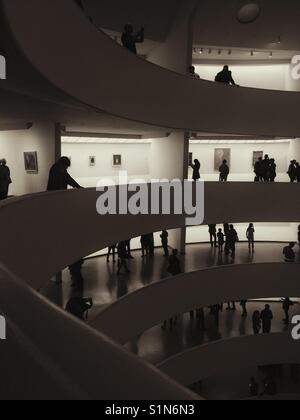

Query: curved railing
<box><xmin>158</xmin><ymin>333</ymin><xmax>300</xmax><ymax>386</ymax></box>
<box><xmin>90</xmin><ymin>263</ymin><xmax>300</xmax><ymax>344</ymax></box>
<box><xmin>3</xmin><ymin>0</ymin><xmax>300</xmax><ymax>137</ymax></box>
<box><xmin>0</xmin><ymin>264</ymin><xmax>198</xmax><ymax>400</ymax></box>
<box><xmin>0</xmin><ymin>184</ymin><xmax>299</xmax><ymax>290</ymax></box>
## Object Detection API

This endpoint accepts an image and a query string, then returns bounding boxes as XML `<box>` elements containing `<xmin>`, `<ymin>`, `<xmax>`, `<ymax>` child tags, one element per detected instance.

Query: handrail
<box><xmin>90</xmin><ymin>263</ymin><xmax>300</xmax><ymax>344</ymax></box>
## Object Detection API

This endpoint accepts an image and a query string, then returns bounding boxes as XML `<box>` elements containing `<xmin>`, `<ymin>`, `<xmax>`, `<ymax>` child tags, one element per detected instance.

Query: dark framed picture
<box><xmin>253</xmin><ymin>151</ymin><xmax>264</xmax><ymax>167</ymax></box>
<box><xmin>24</xmin><ymin>152</ymin><xmax>38</xmax><ymax>173</ymax></box>
<box><xmin>189</xmin><ymin>152</ymin><xmax>193</xmax><ymax>166</ymax></box>
<box><xmin>113</xmin><ymin>154</ymin><xmax>122</xmax><ymax>167</ymax></box>
<box><xmin>214</xmin><ymin>148</ymin><xmax>231</xmax><ymax>171</ymax></box>
<box><xmin>89</xmin><ymin>156</ymin><xmax>96</xmax><ymax>167</ymax></box>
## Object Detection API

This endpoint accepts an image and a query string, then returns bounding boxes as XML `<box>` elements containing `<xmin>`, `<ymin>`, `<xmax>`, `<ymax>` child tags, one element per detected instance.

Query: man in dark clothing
<box><xmin>261</xmin><ymin>304</ymin><xmax>273</xmax><ymax>333</ymax></box>
<box><xmin>262</xmin><ymin>154</ymin><xmax>270</xmax><ymax>182</ymax></box>
<box><xmin>47</xmin><ymin>157</ymin><xmax>82</xmax><ymax>191</ymax></box>
<box><xmin>225</xmin><ymin>224</ymin><xmax>239</xmax><ymax>257</ymax></box>
<box><xmin>215</xmin><ymin>65</ymin><xmax>236</xmax><ymax>85</ymax></box>
<box><xmin>160</xmin><ymin>230</ymin><xmax>169</xmax><ymax>257</ymax></box>
<box><xmin>66</xmin><ymin>296</ymin><xmax>93</xmax><ymax>320</ymax></box>
<box><xmin>282</xmin><ymin>297</ymin><xmax>294</xmax><ymax>324</ymax></box>
<box><xmin>219</xmin><ymin>159</ymin><xmax>230</xmax><ymax>182</ymax></box>
<box><xmin>121</xmin><ymin>24</ymin><xmax>144</xmax><ymax>55</ymax></box>
<box><xmin>0</xmin><ymin>159</ymin><xmax>12</xmax><ymax>200</ymax></box>
<box><xmin>209</xmin><ymin>224</ymin><xmax>217</xmax><ymax>247</ymax></box>
<box><xmin>283</xmin><ymin>242</ymin><xmax>296</xmax><ymax>262</ymax></box>
<box><xmin>254</xmin><ymin>157</ymin><xmax>264</xmax><ymax>182</ymax></box>
<box><xmin>117</xmin><ymin>241</ymin><xmax>130</xmax><ymax>275</ymax></box>
<box><xmin>287</xmin><ymin>160</ymin><xmax>297</xmax><ymax>183</ymax></box>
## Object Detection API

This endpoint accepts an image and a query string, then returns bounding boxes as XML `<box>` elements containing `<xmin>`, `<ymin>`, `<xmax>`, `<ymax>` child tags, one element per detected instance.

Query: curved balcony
<box><xmin>158</xmin><ymin>333</ymin><xmax>300</xmax><ymax>387</ymax></box>
<box><xmin>0</xmin><ymin>183</ymin><xmax>299</xmax><ymax>290</ymax></box>
<box><xmin>0</xmin><ymin>264</ymin><xmax>198</xmax><ymax>400</ymax></box>
<box><xmin>3</xmin><ymin>0</ymin><xmax>300</xmax><ymax>137</ymax></box>
<box><xmin>90</xmin><ymin>263</ymin><xmax>300</xmax><ymax>344</ymax></box>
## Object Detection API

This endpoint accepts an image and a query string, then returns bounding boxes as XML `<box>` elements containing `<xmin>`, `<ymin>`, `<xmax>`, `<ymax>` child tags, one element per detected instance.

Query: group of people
<box><xmin>190</xmin><ymin>159</ymin><xmax>230</xmax><ymax>182</ymax></box>
<box><xmin>208</xmin><ymin>223</ymin><xmax>255</xmax><ymax>255</ymax></box>
<box><xmin>287</xmin><ymin>160</ymin><xmax>300</xmax><ymax>183</ymax></box>
<box><xmin>254</xmin><ymin>155</ymin><xmax>277</xmax><ymax>182</ymax></box>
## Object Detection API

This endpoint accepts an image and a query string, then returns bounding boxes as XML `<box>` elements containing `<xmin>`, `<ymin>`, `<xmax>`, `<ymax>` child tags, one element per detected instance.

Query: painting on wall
<box><xmin>112</xmin><ymin>154</ymin><xmax>122</xmax><ymax>167</ymax></box>
<box><xmin>214</xmin><ymin>148</ymin><xmax>231</xmax><ymax>171</ymax></box>
<box><xmin>253</xmin><ymin>151</ymin><xmax>264</xmax><ymax>167</ymax></box>
<box><xmin>24</xmin><ymin>152</ymin><xmax>38</xmax><ymax>173</ymax></box>
<box><xmin>89</xmin><ymin>156</ymin><xmax>96</xmax><ymax>167</ymax></box>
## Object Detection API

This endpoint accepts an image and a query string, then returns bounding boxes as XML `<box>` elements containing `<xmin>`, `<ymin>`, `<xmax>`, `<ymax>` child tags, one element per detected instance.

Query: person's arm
<box><xmin>229</xmin><ymin>73</ymin><xmax>236</xmax><ymax>85</ymax></box>
<box><xmin>66</xmin><ymin>173</ymin><xmax>82</xmax><ymax>189</ymax></box>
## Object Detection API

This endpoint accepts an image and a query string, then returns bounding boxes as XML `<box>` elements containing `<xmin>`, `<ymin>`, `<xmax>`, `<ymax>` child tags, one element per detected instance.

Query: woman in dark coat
<box><xmin>190</xmin><ymin>159</ymin><xmax>201</xmax><ymax>181</ymax></box>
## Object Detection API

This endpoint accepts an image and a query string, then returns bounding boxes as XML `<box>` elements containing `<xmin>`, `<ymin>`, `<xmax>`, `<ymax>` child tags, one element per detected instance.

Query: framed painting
<box><xmin>24</xmin><ymin>152</ymin><xmax>38</xmax><ymax>173</ymax></box>
<box><xmin>214</xmin><ymin>148</ymin><xmax>231</xmax><ymax>171</ymax></box>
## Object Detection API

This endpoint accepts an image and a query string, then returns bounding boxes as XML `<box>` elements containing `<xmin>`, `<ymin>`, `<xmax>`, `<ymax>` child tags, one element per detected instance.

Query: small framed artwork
<box><xmin>89</xmin><ymin>156</ymin><xmax>96</xmax><ymax>167</ymax></box>
<box><xmin>189</xmin><ymin>152</ymin><xmax>193</xmax><ymax>166</ymax></box>
<box><xmin>113</xmin><ymin>154</ymin><xmax>122</xmax><ymax>167</ymax></box>
<box><xmin>24</xmin><ymin>152</ymin><xmax>38</xmax><ymax>173</ymax></box>
<box><xmin>253</xmin><ymin>151</ymin><xmax>264</xmax><ymax>167</ymax></box>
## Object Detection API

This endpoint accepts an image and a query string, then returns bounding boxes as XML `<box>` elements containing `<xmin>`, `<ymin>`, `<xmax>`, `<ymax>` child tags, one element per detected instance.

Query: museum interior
<box><xmin>0</xmin><ymin>0</ymin><xmax>300</xmax><ymax>401</ymax></box>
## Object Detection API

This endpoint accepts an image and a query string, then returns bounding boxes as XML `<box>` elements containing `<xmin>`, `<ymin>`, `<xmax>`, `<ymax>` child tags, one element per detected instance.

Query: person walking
<box><xmin>160</xmin><ymin>230</ymin><xmax>169</xmax><ymax>257</ymax></box>
<box><xmin>217</xmin><ymin>228</ymin><xmax>225</xmax><ymax>253</ymax></box>
<box><xmin>282</xmin><ymin>297</ymin><xmax>294</xmax><ymax>325</ymax></box>
<box><xmin>107</xmin><ymin>244</ymin><xmax>117</xmax><ymax>263</ymax></box>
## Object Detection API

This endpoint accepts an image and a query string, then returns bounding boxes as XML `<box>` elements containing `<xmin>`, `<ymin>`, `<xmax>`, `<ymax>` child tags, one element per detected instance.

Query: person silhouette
<box><xmin>254</xmin><ymin>157</ymin><xmax>264</xmax><ymax>182</ymax></box>
<box><xmin>262</xmin><ymin>155</ymin><xmax>270</xmax><ymax>182</ymax></box>
<box><xmin>217</xmin><ymin>228</ymin><xmax>225</xmax><ymax>253</ymax></box>
<box><xmin>107</xmin><ymin>244</ymin><xmax>117</xmax><ymax>263</ymax></box>
<box><xmin>121</xmin><ymin>24</ymin><xmax>144</xmax><ymax>55</ymax></box>
<box><xmin>208</xmin><ymin>224</ymin><xmax>217</xmax><ymax>248</ymax></box>
<box><xmin>190</xmin><ymin>159</ymin><xmax>201</xmax><ymax>181</ymax></box>
<box><xmin>283</xmin><ymin>242</ymin><xmax>296</xmax><ymax>262</ymax></box>
<box><xmin>269</xmin><ymin>158</ymin><xmax>277</xmax><ymax>182</ymax></box>
<box><xmin>260</xmin><ymin>304</ymin><xmax>273</xmax><ymax>333</ymax></box>
<box><xmin>219</xmin><ymin>159</ymin><xmax>230</xmax><ymax>182</ymax></box>
<box><xmin>246</xmin><ymin>223</ymin><xmax>255</xmax><ymax>253</ymax></box>
<box><xmin>252</xmin><ymin>310</ymin><xmax>261</xmax><ymax>334</ymax></box>
<box><xmin>0</xmin><ymin>159</ymin><xmax>12</xmax><ymax>200</ymax></box>
<box><xmin>189</xmin><ymin>66</ymin><xmax>200</xmax><ymax>79</ymax></box>
<box><xmin>160</xmin><ymin>230</ymin><xmax>169</xmax><ymax>257</ymax></box>
<box><xmin>295</xmin><ymin>162</ymin><xmax>300</xmax><ymax>182</ymax></box>
<box><xmin>47</xmin><ymin>157</ymin><xmax>82</xmax><ymax>191</ymax></box>
<box><xmin>282</xmin><ymin>297</ymin><xmax>294</xmax><ymax>325</ymax></box>
<box><xmin>240</xmin><ymin>300</ymin><xmax>248</xmax><ymax>317</ymax></box>
<box><xmin>215</xmin><ymin>65</ymin><xmax>236</xmax><ymax>85</ymax></box>
<box><xmin>287</xmin><ymin>160</ymin><xmax>297</xmax><ymax>183</ymax></box>
<box><xmin>225</xmin><ymin>224</ymin><xmax>239</xmax><ymax>257</ymax></box>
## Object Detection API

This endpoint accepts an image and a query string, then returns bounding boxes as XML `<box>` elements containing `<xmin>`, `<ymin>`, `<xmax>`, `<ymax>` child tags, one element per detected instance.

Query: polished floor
<box><xmin>42</xmin><ymin>242</ymin><xmax>300</xmax><ymax>363</ymax></box>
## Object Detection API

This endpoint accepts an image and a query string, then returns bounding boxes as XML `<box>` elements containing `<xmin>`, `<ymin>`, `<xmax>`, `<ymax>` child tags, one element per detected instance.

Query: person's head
<box><xmin>173</xmin><ymin>249</ymin><xmax>178</xmax><ymax>256</ymax></box>
<box><xmin>223</xmin><ymin>65</ymin><xmax>229</xmax><ymax>71</ymax></box>
<box><xmin>270</xmin><ymin>158</ymin><xmax>275</xmax><ymax>163</ymax></box>
<box><xmin>230</xmin><ymin>224</ymin><xmax>234</xmax><ymax>230</ymax></box>
<box><xmin>194</xmin><ymin>159</ymin><xmax>200</xmax><ymax>165</ymax></box>
<box><xmin>189</xmin><ymin>65</ymin><xmax>195</xmax><ymax>74</ymax></box>
<box><xmin>218</xmin><ymin>228</ymin><xmax>222</xmax><ymax>232</ymax></box>
<box><xmin>223</xmin><ymin>159</ymin><xmax>227</xmax><ymax>164</ymax></box>
<box><xmin>289</xmin><ymin>242</ymin><xmax>296</xmax><ymax>248</ymax></box>
<box><xmin>1</xmin><ymin>159</ymin><xmax>6</xmax><ymax>165</ymax></box>
<box><xmin>265</xmin><ymin>154</ymin><xmax>269</xmax><ymax>159</ymax></box>
<box><xmin>249</xmin><ymin>223</ymin><xmax>253</xmax><ymax>228</ymax></box>
<box><xmin>58</xmin><ymin>157</ymin><xmax>71</xmax><ymax>171</ymax></box>
<box><xmin>265</xmin><ymin>304</ymin><xmax>270</xmax><ymax>310</ymax></box>
<box><xmin>124</xmin><ymin>23</ymin><xmax>134</xmax><ymax>34</ymax></box>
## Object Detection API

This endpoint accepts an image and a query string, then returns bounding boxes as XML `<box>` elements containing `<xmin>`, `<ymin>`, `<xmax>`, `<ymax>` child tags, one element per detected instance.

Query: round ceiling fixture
<box><xmin>237</xmin><ymin>3</ymin><xmax>261</xmax><ymax>24</ymax></box>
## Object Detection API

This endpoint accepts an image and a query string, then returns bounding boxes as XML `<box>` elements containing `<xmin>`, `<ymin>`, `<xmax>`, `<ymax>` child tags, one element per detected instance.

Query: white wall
<box><xmin>61</xmin><ymin>142</ymin><xmax>151</xmax><ymax>187</ymax></box>
<box><xmin>189</xmin><ymin>141</ymin><xmax>291</xmax><ymax>182</ymax></box>
<box><xmin>194</xmin><ymin>64</ymin><xmax>291</xmax><ymax>91</ymax></box>
<box><xmin>0</xmin><ymin>123</ymin><xmax>56</xmax><ymax>196</ymax></box>
<box><xmin>187</xmin><ymin>223</ymin><xmax>299</xmax><ymax>244</ymax></box>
